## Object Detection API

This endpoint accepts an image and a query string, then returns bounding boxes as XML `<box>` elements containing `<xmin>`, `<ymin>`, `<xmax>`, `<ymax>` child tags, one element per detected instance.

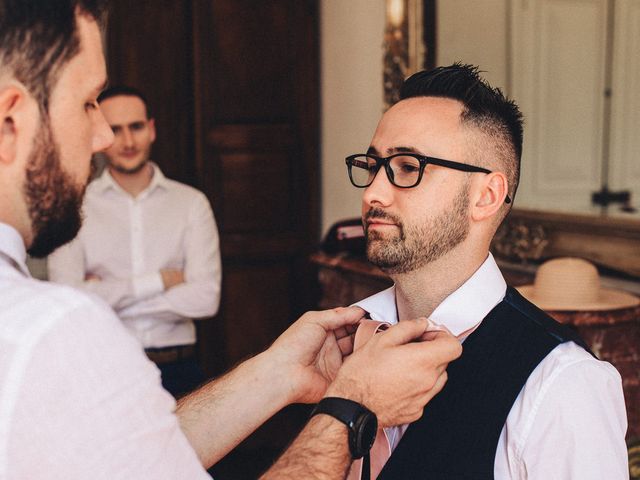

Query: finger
<box><xmin>426</xmin><ymin>370</ymin><xmax>449</xmax><ymax>398</ymax></box>
<box><xmin>417</xmin><ymin>370</ymin><xmax>449</xmax><ymax>408</ymax></box>
<box><xmin>332</xmin><ymin>322</ymin><xmax>358</xmax><ymax>341</ymax></box>
<box><xmin>312</xmin><ymin>306</ymin><xmax>366</xmax><ymax>331</ymax></box>
<box><xmin>376</xmin><ymin>317</ymin><xmax>429</xmax><ymax>346</ymax></box>
<box><xmin>336</xmin><ymin>333</ymin><xmax>355</xmax><ymax>356</ymax></box>
<box><xmin>425</xmin><ymin>318</ymin><xmax>453</xmax><ymax>334</ymax></box>
<box><xmin>418</xmin><ymin>327</ymin><xmax>457</xmax><ymax>342</ymax></box>
<box><xmin>402</xmin><ymin>334</ymin><xmax>463</xmax><ymax>366</ymax></box>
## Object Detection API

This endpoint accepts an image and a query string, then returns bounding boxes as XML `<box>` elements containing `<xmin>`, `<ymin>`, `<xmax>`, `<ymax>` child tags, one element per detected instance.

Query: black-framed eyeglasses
<box><xmin>345</xmin><ymin>153</ymin><xmax>511</xmax><ymax>204</ymax></box>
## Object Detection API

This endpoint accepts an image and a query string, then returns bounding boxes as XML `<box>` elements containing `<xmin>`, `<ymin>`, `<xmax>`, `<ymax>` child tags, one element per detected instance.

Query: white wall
<box><xmin>437</xmin><ymin>0</ymin><xmax>509</xmax><ymax>91</ymax></box>
<box><xmin>320</xmin><ymin>0</ymin><xmax>385</xmax><ymax>236</ymax></box>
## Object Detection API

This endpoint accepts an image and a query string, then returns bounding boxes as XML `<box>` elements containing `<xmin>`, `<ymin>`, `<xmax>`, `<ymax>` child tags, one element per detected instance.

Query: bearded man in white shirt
<box><xmin>0</xmin><ymin>1</ymin><xmax>465</xmax><ymax>478</ymax></box>
<box><xmin>49</xmin><ymin>85</ymin><xmax>221</xmax><ymax>398</ymax></box>
<box><xmin>344</xmin><ymin>64</ymin><xmax>629</xmax><ymax>479</ymax></box>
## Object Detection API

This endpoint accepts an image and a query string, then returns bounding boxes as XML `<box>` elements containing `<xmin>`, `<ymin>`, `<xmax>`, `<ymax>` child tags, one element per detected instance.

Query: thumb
<box><xmin>378</xmin><ymin>317</ymin><xmax>429</xmax><ymax>346</ymax></box>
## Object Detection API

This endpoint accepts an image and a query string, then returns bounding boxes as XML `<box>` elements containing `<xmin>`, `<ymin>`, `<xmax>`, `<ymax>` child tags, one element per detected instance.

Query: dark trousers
<box><xmin>157</xmin><ymin>357</ymin><xmax>205</xmax><ymax>399</ymax></box>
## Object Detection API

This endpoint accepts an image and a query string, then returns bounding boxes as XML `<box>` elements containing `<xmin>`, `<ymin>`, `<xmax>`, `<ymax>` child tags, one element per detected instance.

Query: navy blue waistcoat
<box><xmin>378</xmin><ymin>287</ymin><xmax>590</xmax><ymax>480</ymax></box>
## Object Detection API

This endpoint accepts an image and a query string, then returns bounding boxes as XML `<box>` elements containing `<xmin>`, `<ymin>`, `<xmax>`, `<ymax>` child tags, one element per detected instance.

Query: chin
<box><xmin>110</xmin><ymin>158</ymin><xmax>147</xmax><ymax>174</ymax></box>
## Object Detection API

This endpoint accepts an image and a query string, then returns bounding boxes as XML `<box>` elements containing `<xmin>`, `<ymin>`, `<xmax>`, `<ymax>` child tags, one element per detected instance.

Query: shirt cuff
<box><xmin>133</xmin><ymin>272</ymin><xmax>164</xmax><ymax>299</ymax></box>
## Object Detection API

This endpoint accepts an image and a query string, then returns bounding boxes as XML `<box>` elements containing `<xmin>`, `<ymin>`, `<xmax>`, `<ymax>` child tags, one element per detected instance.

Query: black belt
<box><xmin>145</xmin><ymin>344</ymin><xmax>196</xmax><ymax>365</ymax></box>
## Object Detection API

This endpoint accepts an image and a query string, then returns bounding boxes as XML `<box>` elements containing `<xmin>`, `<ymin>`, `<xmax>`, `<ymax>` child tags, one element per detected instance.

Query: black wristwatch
<box><xmin>311</xmin><ymin>397</ymin><xmax>378</xmax><ymax>459</ymax></box>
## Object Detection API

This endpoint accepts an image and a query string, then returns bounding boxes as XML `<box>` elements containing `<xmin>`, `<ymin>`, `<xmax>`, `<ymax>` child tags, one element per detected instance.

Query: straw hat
<box><xmin>517</xmin><ymin>257</ymin><xmax>640</xmax><ymax>311</ymax></box>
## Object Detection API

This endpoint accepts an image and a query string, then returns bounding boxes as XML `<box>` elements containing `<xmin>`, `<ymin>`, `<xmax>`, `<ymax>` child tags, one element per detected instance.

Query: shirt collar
<box><xmin>354</xmin><ymin>253</ymin><xmax>506</xmax><ymax>337</ymax></box>
<box><xmin>0</xmin><ymin>222</ymin><xmax>31</xmax><ymax>277</ymax></box>
<box><xmin>94</xmin><ymin>162</ymin><xmax>168</xmax><ymax>196</ymax></box>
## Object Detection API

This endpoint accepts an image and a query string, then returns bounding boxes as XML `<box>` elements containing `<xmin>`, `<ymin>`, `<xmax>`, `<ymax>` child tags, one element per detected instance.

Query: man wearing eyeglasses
<box><xmin>344</xmin><ymin>64</ymin><xmax>628</xmax><ymax>479</ymax></box>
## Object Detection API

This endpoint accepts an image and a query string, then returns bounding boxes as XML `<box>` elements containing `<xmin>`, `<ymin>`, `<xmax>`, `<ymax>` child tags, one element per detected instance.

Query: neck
<box><xmin>108</xmin><ymin>162</ymin><xmax>153</xmax><ymax>197</ymax></box>
<box><xmin>390</xmin><ymin>243</ymin><xmax>489</xmax><ymax>321</ymax></box>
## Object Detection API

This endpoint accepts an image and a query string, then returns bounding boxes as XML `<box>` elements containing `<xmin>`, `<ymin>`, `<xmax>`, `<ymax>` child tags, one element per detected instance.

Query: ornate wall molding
<box><xmin>493</xmin><ymin>208</ymin><xmax>640</xmax><ymax>279</ymax></box>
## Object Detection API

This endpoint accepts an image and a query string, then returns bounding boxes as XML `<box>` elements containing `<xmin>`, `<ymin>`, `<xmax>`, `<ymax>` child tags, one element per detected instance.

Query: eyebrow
<box><xmin>366</xmin><ymin>145</ymin><xmax>423</xmax><ymax>156</ymax></box>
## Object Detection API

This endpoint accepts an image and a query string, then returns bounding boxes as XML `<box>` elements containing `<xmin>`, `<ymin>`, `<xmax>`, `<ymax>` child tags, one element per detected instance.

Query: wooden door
<box><xmin>106</xmin><ymin>1</ymin><xmax>320</xmax><ymax>474</ymax></box>
<box><xmin>191</xmin><ymin>0</ymin><xmax>320</xmax><ymax>375</ymax></box>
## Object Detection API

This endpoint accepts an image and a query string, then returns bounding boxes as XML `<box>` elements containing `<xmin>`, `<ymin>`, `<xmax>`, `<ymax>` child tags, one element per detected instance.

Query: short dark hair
<box><xmin>98</xmin><ymin>85</ymin><xmax>152</xmax><ymax>118</ymax></box>
<box><xmin>400</xmin><ymin>63</ymin><xmax>524</xmax><ymax>203</ymax></box>
<box><xmin>0</xmin><ymin>0</ymin><xmax>108</xmax><ymax>114</ymax></box>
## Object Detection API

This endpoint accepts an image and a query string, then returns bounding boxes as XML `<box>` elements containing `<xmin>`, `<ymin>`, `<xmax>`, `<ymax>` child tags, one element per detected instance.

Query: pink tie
<box><xmin>346</xmin><ymin>318</ymin><xmax>479</xmax><ymax>479</ymax></box>
<box><xmin>347</xmin><ymin>319</ymin><xmax>392</xmax><ymax>480</ymax></box>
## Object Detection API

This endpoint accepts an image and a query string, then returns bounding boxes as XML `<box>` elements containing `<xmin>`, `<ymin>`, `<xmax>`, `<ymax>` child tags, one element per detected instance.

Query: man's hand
<box><xmin>160</xmin><ymin>269</ymin><xmax>185</xmax><ymax>290</ymax></box>
<box><xmin>266</xmin><ymin>307</ymin><xmax>365</xmax><ymax>405</ymax></box>
<box><xmin>326</xmin><ymin>318</ymin><xmax>462</xmax><ymax>427</ymax></box>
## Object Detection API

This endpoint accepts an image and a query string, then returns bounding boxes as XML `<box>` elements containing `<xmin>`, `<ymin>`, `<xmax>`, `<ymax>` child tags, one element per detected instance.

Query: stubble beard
<box><xmin>108</xmin><ymin>148</ymin><xmax>150</xmax><ymax>175</ymax></box>
<box><xmin>24</xmin><ymin>119</ymin><xmax>87</xmax><ymax>258</ymax></box>
<box><xmin>365</xmin><ymin>184</ymin><xmax>470</xmax><ymax>275</ymax></box>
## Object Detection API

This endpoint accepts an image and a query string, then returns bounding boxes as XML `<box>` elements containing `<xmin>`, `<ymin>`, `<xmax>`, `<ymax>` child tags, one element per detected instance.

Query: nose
<box><xmin>362</xmin><ymin>166</ymin><xmax>394</xmax><ymax>209</ymax></box>
<box><xmin>92</xmin><ymin>107</ymin><xmax>114</xmax><ymax>153</ymax></box>
<box><xmin>121</xmin><ymin>127</ymin><xmax>135</xmax><ymax>148</ymax></box>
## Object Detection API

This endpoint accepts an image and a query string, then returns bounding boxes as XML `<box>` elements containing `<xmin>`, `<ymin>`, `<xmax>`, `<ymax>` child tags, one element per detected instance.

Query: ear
<box><xmin>470</xmin><ymin>171</ymin><xmax>510</xmax><ymax>222</ymax></box>
<box><xmin>0</xmin><ymin>85</ymin><xmax>24</xmax><ymax>165</ymax></box>
<box><xmin>148</xmin><ymin>117</ymin><xmax>156</xmax><ymax>143</ymax></box>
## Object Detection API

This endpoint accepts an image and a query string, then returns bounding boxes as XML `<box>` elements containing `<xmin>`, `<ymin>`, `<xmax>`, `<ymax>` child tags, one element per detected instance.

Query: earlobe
<box><xmin>471</xmin><ymin>172</ymin><xmax>509</xmax><ymax>221</ymax></box>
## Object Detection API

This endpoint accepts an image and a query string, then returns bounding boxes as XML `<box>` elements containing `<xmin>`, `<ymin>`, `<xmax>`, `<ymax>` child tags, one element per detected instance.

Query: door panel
<box><xmin>510</xmin><ymin>0</ymin><xmax>608</xmax><ymax>211</ymax></box>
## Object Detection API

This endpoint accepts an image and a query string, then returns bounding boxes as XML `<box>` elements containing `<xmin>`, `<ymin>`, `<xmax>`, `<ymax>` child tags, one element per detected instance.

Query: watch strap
<box><xmin>311</xmin><ymin>397</ymin><xmax>377</xmax><ymax>459</ymax></box>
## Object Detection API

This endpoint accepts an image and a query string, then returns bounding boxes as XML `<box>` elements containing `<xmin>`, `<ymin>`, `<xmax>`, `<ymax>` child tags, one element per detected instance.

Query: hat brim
<box><xmin>517</xmin><ymin>285</ymin><xmax>640</xmax><ymax>311</ymax></box>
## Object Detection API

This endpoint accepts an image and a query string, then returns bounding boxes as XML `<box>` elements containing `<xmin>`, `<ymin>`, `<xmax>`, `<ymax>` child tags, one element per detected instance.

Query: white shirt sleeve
<box><xmin>48</xmin><ymin>240</ymin><xmax>165</xmax><ymax>311</ymax></box>
<box><xmin>118</xmin><ymin>193</ymin><xmax>222</xmax><ymax>321</ymax></box>
<box><xmin>6</xmin><ymin>296</ymin><xmax>210</xmax><ymax>479</ymax></box>
<box><xmin>511</xmin><ymin>350</ymin><xmax>629</xmax><ymax>479</ymax></box>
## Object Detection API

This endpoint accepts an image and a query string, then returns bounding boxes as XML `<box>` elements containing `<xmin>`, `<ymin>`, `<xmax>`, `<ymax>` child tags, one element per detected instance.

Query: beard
<box><xmin>24</xmin><ymin>119</ymin><xmax>87</xmax><ymax>258</ymax></box>
<box><xmin>365</xmin><ymin>183</ymin><xmax>470</xmax><ymax>275</ymax></box>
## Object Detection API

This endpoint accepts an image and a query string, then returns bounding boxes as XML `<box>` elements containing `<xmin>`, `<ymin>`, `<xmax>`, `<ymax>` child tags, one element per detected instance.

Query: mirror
<box><xmin>385</xmin><ymin>0</ymin><xmax>640</xmax><ymax>279</ymax></box>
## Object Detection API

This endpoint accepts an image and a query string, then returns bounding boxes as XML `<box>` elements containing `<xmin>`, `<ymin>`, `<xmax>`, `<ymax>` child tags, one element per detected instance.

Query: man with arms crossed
<box><xmin>345</xmin><ymin>64</ymin><xmax>628</xmax><ymax>479</ymax></box>
<box><xmin>49</xmin><ymin>85</ymin><xmax>221</xmax><ymax>398</ymax></box>
<box><xmin>0</xmin><ymin>1</ymin><xmax>461</xmax><ymax>478</ymax></box>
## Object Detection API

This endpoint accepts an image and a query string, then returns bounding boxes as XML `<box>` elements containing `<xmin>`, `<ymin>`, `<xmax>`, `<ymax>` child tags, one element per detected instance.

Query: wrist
<box><xmin>324</xmin><ymin>371</ymin><xmax>367</xmax><ymax>406</ymax></box>
<box><xmin>251</xmin><ymin>349</ymin><xmax>299</xmax><ymax>408</ymax></box>
<box><xmin>311</xmin><ymin>397</ymin><xmax>377</xmax><ymax>459</ymax></box>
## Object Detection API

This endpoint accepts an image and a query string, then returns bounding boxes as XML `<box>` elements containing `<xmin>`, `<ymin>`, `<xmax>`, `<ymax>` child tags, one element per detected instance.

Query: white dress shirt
<box><xmin>48</xmin><ymin>164</ymin><xmax>221</xmax><ymax>348</ymax></box>
<box><xmin>356</xmin><ymin>254</ymin><xmax>629</xmax><ymax>479</ymax></box>
<box><xmin>0</xmin><ymin>223</ymin><xmax>209</xmax><ymax>479</ymax></box>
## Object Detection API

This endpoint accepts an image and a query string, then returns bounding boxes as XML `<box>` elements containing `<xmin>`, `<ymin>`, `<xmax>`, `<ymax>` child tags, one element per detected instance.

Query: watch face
<box><xmin>355</xmin><ymin>411</ymin><xmax>378</xmax><ymax>456</ymax></box>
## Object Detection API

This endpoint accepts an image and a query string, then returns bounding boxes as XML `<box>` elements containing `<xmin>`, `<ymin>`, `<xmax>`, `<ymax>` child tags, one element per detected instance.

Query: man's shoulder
<box><xmin>162</xmin><ymin>177</ymin><xmax>208</xmax><ymax>201</ymax></box>
<box><xmin>501</xmin><ymin>286</ymin><xmax>590</xmax><ymax>350</ymax></box>
<box><xmin>0</xmin><ymin>276</ymin><xmax>117</xmax><ymax>341</ymax></box>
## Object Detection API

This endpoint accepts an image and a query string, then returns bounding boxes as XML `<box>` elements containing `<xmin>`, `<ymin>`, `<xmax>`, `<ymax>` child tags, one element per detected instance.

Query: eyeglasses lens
<box><xmin>349</xmin><ymin>154</ymin><xmax>422</xmax><ymax>187</ymax></box>
<box><xmin>349</xmin><ymin>156</ymin><xmax>377</xmax><ymax>187</ymax></box>
<box><xmin>388</xmin><ymin>155</ymin><xmax>421</xmax><ymax>187</ymax></box>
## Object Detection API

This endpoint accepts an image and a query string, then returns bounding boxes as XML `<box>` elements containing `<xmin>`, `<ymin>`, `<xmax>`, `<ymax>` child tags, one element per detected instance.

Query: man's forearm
<box><xmin>261</xmin><ymin>415</ymin><xmax>351</xmax><ymax>480</ymax></box>
<box><xmin>175</xmin><ymin>351</ymin><xmax>292</xmax><ymax>468</ymax></box>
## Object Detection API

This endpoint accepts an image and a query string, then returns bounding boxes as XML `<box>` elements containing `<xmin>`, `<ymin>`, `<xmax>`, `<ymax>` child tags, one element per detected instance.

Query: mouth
<box><xmin>366</xmin><ymin>220</ymin><xmax>397</xmax><ymax>229</ymax></box>
<box><xmin>119</xmin><ymin>150</ymin><xmax>139</xmax><ymax>159</ymax></box>
<box><xmin>364</xmin><ymin>208</ymin><xmax>402</xmax><ymax>236</ymax></box>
